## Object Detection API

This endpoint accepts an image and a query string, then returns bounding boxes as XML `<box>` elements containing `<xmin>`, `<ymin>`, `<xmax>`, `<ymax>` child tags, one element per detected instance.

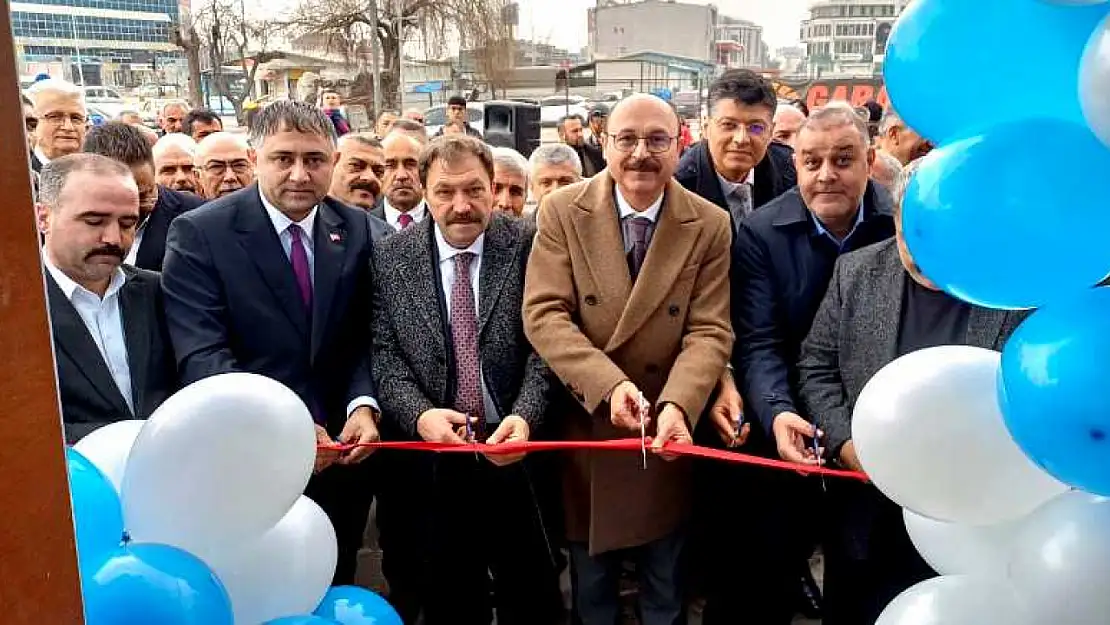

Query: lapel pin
<box><xmin>329</xmin><ymin>231</ymin><xmax>342</xmax><ymax>243</ymax></box>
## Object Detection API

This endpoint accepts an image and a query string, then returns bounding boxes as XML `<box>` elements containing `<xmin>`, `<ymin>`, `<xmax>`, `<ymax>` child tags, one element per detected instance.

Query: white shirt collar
<box><xmin>42</xmin><ymin>250</ymin><xmax>126</xmax><ymax>301</ymax></box>
<box><xmin>614</xmin><ymin>187</ymin><xmax>664</xmax><ymax>223</ymax></box>
<box><xmin>717</xmin><ymin>168</ymin><xmax>755</xmax><ymax>195</ymax></box>
<box><xmin>434</xmin><ymin>222</ymin><xmax>485</xmax><ymax>262</ymax></box>
<box><xmin>34</xmin><ymin>146</ymin><xmax>52</xmax><ymax>166</ymax></box>
<box><xmin>384</xmin><ymin>199</ymin><xmax>427</xmax><ymax>227</ymax></box>
<box><xmin>260</xmin><ymin>187</ymin><xmax>317</xmax><ymax>245</ymax></box>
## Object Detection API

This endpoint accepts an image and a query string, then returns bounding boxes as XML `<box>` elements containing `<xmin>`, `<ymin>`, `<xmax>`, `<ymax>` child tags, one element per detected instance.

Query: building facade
<box><xmin>716</xmin><ymin>15</ymin><xmax>766</xmax><ymax>70</ymax></box>
<box><xmin>589</xmin><ymin>0</ymin><xmax>718</xmax><ymax>62</ymax></box>
<box><xmin>13</xmin><ymin>0</ymin><xmax>184</xmax><ymax>88</ymax></box>
<box><xmin>800</xmin><ymin>0</ymin><xmax>908</xmax><ymax>78</ymax></box>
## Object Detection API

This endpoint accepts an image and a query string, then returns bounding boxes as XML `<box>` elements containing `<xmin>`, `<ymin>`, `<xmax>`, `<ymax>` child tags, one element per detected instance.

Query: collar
<box><xmin>434</xmin><ymin>222</ymin><xmax>485</xmax><ymax>261</ymax></box>
<box><xmin>384</xmin><ymin>199</ymin><xmax>427</xmax><ymax>221</ymax></box>
<box><xmin>614</xmin><ymin>186</ymin><xmax>664</xmax><ymax>222</ymax></box>
<box><xmin>33</xmin><ymin>146</ymin><xmax>53</xmax><ymax>166</ymax></box>
<box><xmin>716</xmin><ymin>168</ymin><xmax>755</xmax><ymax>196</ymax></box>
<box><xmin>260</xmin><ymin>187</ymin><xmax>317</xmax><ymax>242</ymax></box>
<box><xmin>812</xmin><ymin>199</ymin><xmax>866</xmax><ymax>243</ymax></box>
<box><xmin>42</xmin><ymin>249</ymin><xmax>126</xmax><ymax>301</ymax></box>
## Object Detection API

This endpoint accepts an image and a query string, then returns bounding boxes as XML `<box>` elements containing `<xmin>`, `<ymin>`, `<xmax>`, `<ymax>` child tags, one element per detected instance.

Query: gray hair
<box><xmin>26</xmin><ymin>79</ymin><xmax>84</xmax><ymax>108</ymax></box>
<box><xmin>161</xmin><ymin>99</ymin><xmax>190</xmax><ymax>116</ymax></box>
<box><xmin>893</xmin><ymin>157</ymin><xmax>924</xmax><ymax>214</ymax></box>
<box><xmin>338</xmin><ymin>132</ymin><xmax>382</xmax><ymax>150</ymax></box>
<box><xmin>39</xmin><ymin>153</ymin><xmax>132</xmax><ymax>208</ymax></box>
<box><xmin>528</xmin><ymin>143</ymin><xmax>582</xmax><ymax>176</ymax></box>
<box><xmin>196</xmin><ymin>131</ymin><xmax>252</xmax><ymax>163</ymax></box>
<box><xmin>879</xmin><ymin>106</ymin><xmax>904</xmax><ymax>134</ymax></box>
<box><xmin>872</xmin><ymin>150</ymin><xmax>903</xmax><ymax>189</ymax></box>
<box><xmin>491</xmin><ymin>146</ymin><xmax>529</xmax><ymax>184</ymax></box>
<box><xmin>153</xmin><ymin>132</ymin><xmax>198</xmax><ymax>161</ymax></box>
<box><xmin>117</xmin><ymin>109</ymin><xmax>141</xmax><ymax>120</ymax></box>
<box><xmin>799</xmin><ymin>103</ymin><xmax>871</xmax><ymax>148</ymax></box>
<box><xmin>249</xmin><ymin>100</ymin><xmax>337</xmax><ymax>149</ymax></box>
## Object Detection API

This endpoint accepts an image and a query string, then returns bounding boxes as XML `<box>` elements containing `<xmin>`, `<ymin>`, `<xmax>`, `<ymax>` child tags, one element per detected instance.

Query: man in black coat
<box><xmin>82</xmin><ymin>122</ymin><xmax>204</xmax><ymax>272</ymax></box>
<box><xmin>37</xmin><ymin>154</ymin><xmax>177</xmax><ymax>444</ymax></box>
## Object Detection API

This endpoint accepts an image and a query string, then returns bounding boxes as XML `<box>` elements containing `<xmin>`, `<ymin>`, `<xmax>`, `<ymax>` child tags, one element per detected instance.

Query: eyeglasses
<box><xmin>609</xmin><ymin>132</ymin><xmax>677</xmax><ymax>154</ymax></box>
<box><xmin>41</xmin><ymin>112</ymin><xmax>87</xmax><ymax>127</ymax></box>
<box><xmin>714</xmin><ymin>119</ymin><xmax>768</xmax><ymax>137</ymax></box>
<box><xmin>25</xmin><ymin>117</ymin><xmax>37</xmax><ymax>132</ymax></box>
<box><xmin>203</xmin><ymin>159</ymin><xmax>252</xmax><ymax>175</ymax></box>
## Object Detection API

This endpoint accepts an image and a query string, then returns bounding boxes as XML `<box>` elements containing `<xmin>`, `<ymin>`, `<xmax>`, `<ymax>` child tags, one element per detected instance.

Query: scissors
<box><xmin>811</xmin><ymin>423</ymin><xmax>826</xmax><ymax>492</ymax></box>
<box><xmin>637</xmin><ymin>392</ymin><xmax>651</xmax><ymax>469</ymax></box>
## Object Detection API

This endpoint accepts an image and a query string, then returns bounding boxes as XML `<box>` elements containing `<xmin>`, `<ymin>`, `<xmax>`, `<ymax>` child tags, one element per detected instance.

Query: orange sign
<box><xmin>773</xmin><ymin>77</ymin><xmax>889</xmax><ymax>110</ymax></box>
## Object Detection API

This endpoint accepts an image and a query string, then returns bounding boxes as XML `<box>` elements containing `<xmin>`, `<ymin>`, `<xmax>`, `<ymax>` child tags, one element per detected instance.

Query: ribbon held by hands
<box><xmin>321</xmin><ymin>437</ymin><xmax>869</xmax><ymax>482</ymax></box>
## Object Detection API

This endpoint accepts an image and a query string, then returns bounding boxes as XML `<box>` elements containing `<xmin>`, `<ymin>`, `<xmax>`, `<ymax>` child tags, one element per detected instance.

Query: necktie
<box><xmin>627</xmin><ymin>216</ymin><xmax>652</xmax><ymax>280</ymax></box>
<box><xmin>450</xmin><ymin>252</ymin><xmax>484</xmax><ymax>438</ymax></box>
<box><xmin>288</xmin><ymin>224</ymin><xmax>312</xmax><ymax>312</ymax></box>
<box><xmin>731</xmin><ymin>184</ymin><xmax>753</xmax><ymax>222</ymax></box>
<box><xmin>397</xmin><ymin>212</ymin><xmax>413</xmax><ymax>229</ymax></box>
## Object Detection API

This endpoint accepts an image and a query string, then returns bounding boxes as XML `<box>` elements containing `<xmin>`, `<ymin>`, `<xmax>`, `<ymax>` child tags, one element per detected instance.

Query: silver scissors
<box><xmin>637</xmin><ymin>392</ymin><xmax>651</xmax><ymax>469</ymax></box>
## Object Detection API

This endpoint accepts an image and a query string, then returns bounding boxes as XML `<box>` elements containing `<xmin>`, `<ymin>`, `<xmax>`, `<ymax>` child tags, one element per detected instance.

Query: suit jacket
<box><xmin>733</xmin><ymin>183</ymin><xmax>896</xmax><ymax>438</ymax></box>
<box><xmin>523</xmin><ymin>171</ymin><xmax>733</xmax><ymax>555</ymax></box>
<box><xmin>30</xmin><ymin>150</ymin><xmax>44</xmax><ymax>173</ymax></box>
<box><xmin>47</xmin><ymin>265</ymin><xmax>177</xmax><ymax>443</ymax></box>
<box><xmin>674</xmin><ymin>140</ymin><xmax>797</xmax><ymax>215</ymax></box>
<box><xmin>161</xmin><ymin>183</ymin><xmax>377</xmax><ymax>434</ymax></box>
<box><xmin>133</xmin><ymin>187</ymin><xmax>204</xmax><ymax>272</ymax></box>
<box><xmin>371</xmin><ymin>213</ymin><xmax>549</xmax><ymax>438</ymax></box>
<box><xmin>331</xmin><ymin>195</ymin><xmax>392</xmax><ymax>241</ymax></box>
<box><xmin>796</xmin><ymin>239</ymin><xmax>1024</xmax><ymax>557</ymax></box>
<box><xmin>575</xmin><ymin>143</ymin><xmax>606</xmax><ymax>178</ymax></box>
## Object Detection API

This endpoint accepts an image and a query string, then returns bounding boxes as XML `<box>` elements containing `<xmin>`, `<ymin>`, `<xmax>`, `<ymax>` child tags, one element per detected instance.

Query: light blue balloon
<box><xmin>83</xmin><ymin>543</ymin><xmax>234</xmax><ymax>625</ymax></box>
<box><xmin>901</xmin><ymin>118</ymin><xmax>1110</xmax><ymax>310</ymax></box>
<box><xmin>884</xmin><ymin>0</ymin><xmax>1107</xmax><ymax>143</ymax></box>
<box><xmin>315</xmin><ymin>586</ymin><xmax>402</xmax><ymax>625</ymax></box>
<box><xmin>1000</xmin><ymin>288</ymin><xmax>1110</xmax><ymax>495</ymax></box>
<box><xmin>266</xmin><ymin>617</ymin><xmax>341</xmax><ymax>624</ymax></box>
<box><xmin>66</xmin><ymin>448</ymin><xmax>124</xmax><ymax>572</ymax></box>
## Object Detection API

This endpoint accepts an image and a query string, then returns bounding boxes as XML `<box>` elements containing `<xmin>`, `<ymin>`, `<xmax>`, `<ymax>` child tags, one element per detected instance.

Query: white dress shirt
<box><xmin>123</xmin><ymin>220</ymin><xmax>147</xmax><ymax>267</ymax></box>
<box><xmin>433</xmin><ymin>224</ymin><xmax>499</xmax><ymax>423</ymax></box>
<box><xmin>615</xmin><ymin>187</ymin><xmax>664</xmax><ymax>222</ymax></box>
<box><xmin>43</xmin><ymin>253</ymin><xmax>134</xmax><ymax>414</ymax></box>
<box><xmin>258</xmin><ymin>189</ymin><xmax>377</xmax><ymax>417</ymax></box>
<box><xmin>33</xmin><ymin>146</ymin><xmax>52</xmax><ymax>167</ymax></box>
<box><xmin>384</xmin><ymin>199</ymin><xmax>427</xmax><ymax>232</ymax></box>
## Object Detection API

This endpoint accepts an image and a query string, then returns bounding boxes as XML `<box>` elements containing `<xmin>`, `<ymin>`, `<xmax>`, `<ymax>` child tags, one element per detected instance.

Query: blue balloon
<box><xmin>315</xmin><ymin>586</ymin><xmax>402</xmax><ymax>625</ymax></box>
<box><xmin>66</xmin><ymin>448</ymin><xmax>124</xmax><ymax>571</ymax></box>
<box><xmin>1000</xmin><ymin>288</ymin><xmax>1110</xmax><ymax>495</ymax></box>
<box><xmin>266</xmin><ymin>617</ymin><xmax>341</xmax><ymax>624</ymax></box>
<box><xmin>884</xmin><ymin>0</ymin><xmax>1107</xmax><ymax>143</ymax></box>
<box><xmin>901</xmin><ymin>118</ymin><xmax>1110</xmax><ymax>310</ymax></box>
<box><xmin>83</xmin><ymin>543</ymin><xmax>233</xmax><ymax>625</ymax></box>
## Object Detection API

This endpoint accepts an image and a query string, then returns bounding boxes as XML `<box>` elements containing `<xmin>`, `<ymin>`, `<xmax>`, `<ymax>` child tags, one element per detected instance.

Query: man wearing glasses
<box><xmin>194</xmin><ymin>131</ymin><xmax>255</xmax><ymax>200</ymax></box>
<box><xmin>524</xmin><ymin>94</ymin><xmax>732</xmax><ymax>625</ymax></box>
<box><xmin>26</xmin><ymin>79</ymin><xmax>88</xmax><ymax>174</ymax></box>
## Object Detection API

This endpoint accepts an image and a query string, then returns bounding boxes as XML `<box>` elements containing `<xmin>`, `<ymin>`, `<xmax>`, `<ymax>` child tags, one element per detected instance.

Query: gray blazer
<box><xmin>798</xmin><ymin>239</ymin><xmax>1025</xmax><ymax>458</ymax></box>
<box><xmin>370</xmin><ymin>213</ymin><xmax>549</xmax><ymax>438</ymax></box>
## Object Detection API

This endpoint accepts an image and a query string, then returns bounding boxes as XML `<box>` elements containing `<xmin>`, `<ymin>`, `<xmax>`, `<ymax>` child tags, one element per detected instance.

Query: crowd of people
<box><xmin>23</xmin><ymin>66</ymin><xmax>979</xmax><ymax>625</ymax></box>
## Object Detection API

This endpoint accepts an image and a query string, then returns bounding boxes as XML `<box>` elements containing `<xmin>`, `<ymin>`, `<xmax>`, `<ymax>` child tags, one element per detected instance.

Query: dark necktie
<box><xmin>627</xmin><ymin>216</ymin><xmax>652</xmax><ymax>280</ymax></box>
<box><xmin>450</xmin><ymin>252</ymin><xmax>484</xmax><ymax>438</ymax></box>
<box><xmin>397</xmin><ymin>212</ymin><xmax>413</xmax><ymax>229</ymax></box>
<box><xmin>288</xmin><ymin>224</ymin><xmax>312</xmax><ymax>312</ymax></box>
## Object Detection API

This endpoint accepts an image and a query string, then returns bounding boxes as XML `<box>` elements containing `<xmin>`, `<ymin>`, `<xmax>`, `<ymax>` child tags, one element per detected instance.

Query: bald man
<box><xmin>153</xmin><ymin>133</ymin><xmax>199</xmax><ymax>194</ymax></box>
<box><xmin>523</xmin><ymin>94</ymin><xmax>733</xmax><ymax>625</ymax></box>
<box><xmin>195</xmin><ymin>131</ymin><xmax>255</xmax><ymax>199</ymax></box>
<box><xmin>369</xmin><ymin>133</ymin><xmax>427</xmax><ymax>231</ymax></box>
<box><xmin>772</xmin><ymin>103</ymin><xmax>807</xmax><ymax>148</ymax></box>
<box><xmin>385</xmin><ymin>119</ymin><xmax>430</xmax><ymax>146</ymax></box>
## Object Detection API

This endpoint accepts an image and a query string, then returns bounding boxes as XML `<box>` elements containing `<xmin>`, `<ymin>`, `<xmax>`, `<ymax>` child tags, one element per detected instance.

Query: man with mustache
<box><xmin>84</xmin><ymin>122</ymin><xmax>204</xmax><ymax>272</ymax></box>
<box><xmin>162</xmin><ymin>101</ymin><xmax>382</xmax><ymax>585</ymax></box>
<box><xmin>524</xmin><ymin>94</ymin><xmax>733</xmax><ymax>625</ymax></box>
<box><xmin>328</xmin><ymin>133</ymin><xmax>393</xmax><ymax>241</ymax></box>
<box><xmin>153</xmin><ymin>133</ymin><xmax>200</xmax><ymax>195</ymax></box>
<box><xmin>37</xmin><ymin>153</ymin><xmax>177</xmax><ymax>443</ymax></box>
<box><xmin>491</xmin><ymin>147</ymin><xmax>529</xmax><ymax>216</ymax></box>
<box><xmin>730</xmin><ymin>105</ymin><xmax>895</xmax><ymax>624</ymax></box>
<box><xmin>876</xmin><ymin>107</ymin><xmax>933</xmax><ymax>166</ymax></box>
<box><xmin>558</xmin><ymin>114</ymin><xmax>605</xmax><ymax>178</ymax></box>
<box><xmin>370</xmin><ymin>133</ymin><xmax>427</xmax><ymax>232</ymax></box>
<box><xmin>195</xmin><ymin>132</ymin><xmax>256</xmax><ymax>200</ymax></box>
<box><xmin>27</xmin><ymin>79</ymin><xmax>87</xmax><ymax>174</ymax></box>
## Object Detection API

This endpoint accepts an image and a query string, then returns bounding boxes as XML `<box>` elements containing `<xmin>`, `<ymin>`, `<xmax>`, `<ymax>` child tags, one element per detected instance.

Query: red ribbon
<box><xmin>324</xmin><ymin>438</ymin><xmax>869</xmax><ymax>482</ymax></box>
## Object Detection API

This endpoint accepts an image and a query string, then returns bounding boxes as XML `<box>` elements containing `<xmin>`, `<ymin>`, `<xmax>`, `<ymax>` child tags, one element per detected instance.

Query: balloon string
<box><xmin>320</xmin><ymin>438</ymin><xmax>869</xmax><ymax>482</ymax></box>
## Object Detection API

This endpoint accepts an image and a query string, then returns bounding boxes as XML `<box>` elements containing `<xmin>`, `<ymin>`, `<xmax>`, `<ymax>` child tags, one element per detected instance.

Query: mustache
<box><xmin>447</xmin><ymin>213</ymin><xmax>482</xmax><ymax>225</ymax></box>
<box><xmin>350</xmin><ymin>180</ymin><xmax>381</xmax><ymax>195</ymax></box>
<box><xmin>85</xmin><ymin>245</ymin><xmax>124</xmax><ymax>261</ymax></box>
<box><xmin>625</xmin><ymin>157</ymin><xmax>662</xmax><ymax>172</ymax></box>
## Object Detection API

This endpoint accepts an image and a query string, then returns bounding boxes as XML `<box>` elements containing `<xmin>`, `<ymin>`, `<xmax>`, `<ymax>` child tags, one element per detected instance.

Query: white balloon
<box><xmin>903</xmin><ymin>509</ymin><xmax>1020</xmax><ymax>577</ymax></box>
<box><xmin>1010</xmin><ymin>491</ymin><xmax>1110</xmax><ymax>625</ymax></box>
<box><xmin>1081</xmin><ymin>13</ymin><xmax>1110</xmax><ymax>148</ymax></box>
<box><xmin>73</xmin><ymin>419</ymin><xmax>147</xmax><ymax>493</ymax></box>
<box><xmin>852</xmin><ymin>346</ymin><xmax>1066</xmax><ymax>525</ymax></box>
<box><xmin>876</xmin><ymin>575</ymin><xmax>1030</xmax><ymax>625</ymax></box>
<box><xmin>199</xmin><ymin>496</ymin><xmax>337</xmax><ymax>625</ymax></box>
<box><xmin>122</xmin><ymin>373</ymin><xmax>316</xmax><ymax>553</ymax></box>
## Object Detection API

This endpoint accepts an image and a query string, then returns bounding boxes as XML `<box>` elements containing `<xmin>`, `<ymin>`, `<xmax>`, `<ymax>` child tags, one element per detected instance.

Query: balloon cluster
<box><xmin>848</xmin><ymin>1</ymin><xmax>1110</xmax><ymax>623</ymax></box>
<box><xmin>69</xmin><ymin>372</ymin><xmax>401</xmax><ymax>625</ymax></box>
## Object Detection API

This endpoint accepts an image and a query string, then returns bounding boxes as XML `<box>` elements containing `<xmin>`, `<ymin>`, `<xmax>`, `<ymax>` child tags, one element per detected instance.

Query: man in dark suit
<box><xmin>161</xmin><ymin>101</ymin><xmax>380</xmax><ymax>585</ymax></box>
<box><xmin>371</xmin><ymin>135</ymin><xmax>562</xmax><ymax>625</ymax></box>
<box><xmin>368</xmin><ymin>133</ymin><xmax>428</xmax><ymax>232</ymax></box>
<box><xmin>82</xmin><ymin>122</ymin><xmax>204</xmax><ymax>272</ymax></box>
<box><xmin>724</xmin><ymin>104</ymin><xmax>897</xmax><ymax>625</ymax></box>
<box><xmin>27</xmin><ymin>79</ymin><xmax>87</xmax><ymax>174</ymax></box>
<box><xmin>37</xmin><ymin>153</ymin><xmax>176</xmax><ymax>443</ymax></box>
<box><xmin>558</xmin><ymin>114</ymin><xmax>606</xmax><ymax>177</ymax></box>
<box><xmin>798</xmin><ymin>159</ymin><xmax>1025</xmax><ymax>625</ymax></box>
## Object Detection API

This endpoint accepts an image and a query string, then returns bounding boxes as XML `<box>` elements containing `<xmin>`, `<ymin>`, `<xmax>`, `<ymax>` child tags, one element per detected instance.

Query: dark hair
<box><xmin>860</xmin><ymin>99</ymin><xmax>883</xmax><ymax>123</ymax></box>
<box><xmin>183</xmin><ymin>108</ymin><xmax>222</xmax><ymax>136</ymax></box>
<box><xmin>339</xmin><ymin>132</ymin><xmax>382</xmax><ymax>149</ymax></box>
<box><xmin>419</xmin><ymin>134</ymin><xmax>493</xmax><ymax>187</ymax></box>
<box><xmin>707</xmin><ymin>69</ymin><xmax>777</xmax><ymax>117</ymax></box>
<box><xmin>249</xmin><ymin>100</ymin><xmax>337</xmax><ymax>147</ymax></box>
<box><xmin>559</xmin><ymin>114</ymin><xmax>586</xmax><ymax>129</ymax></box>
<box><xmin>21</xmin><ymin>94</ymin><xmax>32</xmax><ymax>108</ymax></box>
<box><xmin>792</xmin><ymin>99</ymin><xmax>810</xmax><ymax>117</ymax></box>
<box><xmin>39</xmin><ymin>153</ymin><xmax>132</xmax><ymax>208</ymax></box>
<box><xmin>448</xmin><ymin>95</ymin><xmax>467</xmax><ymax>107</ymax></box>
<box><xmin>82</xmin><ymin>121</ymin><xmax>153</xmax><ymax>167</ymax></box>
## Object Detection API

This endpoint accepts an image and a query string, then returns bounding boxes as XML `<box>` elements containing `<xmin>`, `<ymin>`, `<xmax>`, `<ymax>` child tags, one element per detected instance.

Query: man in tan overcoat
<box><xmin>523</xmin><ymin>94</ymin><xmax>734</xmax><ymax>625</ymax></box>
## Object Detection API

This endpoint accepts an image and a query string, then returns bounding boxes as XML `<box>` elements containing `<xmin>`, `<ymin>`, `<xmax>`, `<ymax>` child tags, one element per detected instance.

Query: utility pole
<box><xmin>69</xmin><ymin>14</ymin><xmax>84</xmax><ymax>85</ymax></box>
<box><xmin>395</xmin><ymin>0</ymin><xmax>404</xmax><ymax>109</ymax></box>
<box><xmin>370</xmin><ymin>0</ymin><xmax>382</xmax><ymax>117</ymax></box>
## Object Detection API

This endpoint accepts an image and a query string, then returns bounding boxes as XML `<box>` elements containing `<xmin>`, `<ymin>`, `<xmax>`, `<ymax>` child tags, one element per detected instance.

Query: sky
<box><xmin>516</xmin><ymin>0</ymin><xmax>810</xmax><ymax>52</ymax></box>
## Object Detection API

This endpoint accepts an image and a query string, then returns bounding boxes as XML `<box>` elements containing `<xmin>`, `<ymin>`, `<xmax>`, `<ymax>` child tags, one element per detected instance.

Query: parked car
<box><xmin>539</xmin><ymin>95</ymin><xmax>588</xmax><ymax>127</ymax></box>
<box><xmin>423</xmin><ymin>102</ymin><xmax>485</xmax><ymax>136</ymax></box>
<box><xmin>586</xmin><ymin>91</ymin><xmax>623</xmax><ymax>114</ymax></box>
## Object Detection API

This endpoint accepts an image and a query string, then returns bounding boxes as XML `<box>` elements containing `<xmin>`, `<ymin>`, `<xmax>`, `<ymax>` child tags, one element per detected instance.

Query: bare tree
<box><xmin>192</xmin><ymin>0</ymin><xmax>284</xmax><ymax>122</ymax></box>
<box><xmin>170</xmin><ymin>14</ymin><xmax>204</xmax><ymax>108</ymax></box>
<box><xmin>287</xmin><ymin>0</ymin><xmax>509</xmax><ymax>110</ymax></box>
